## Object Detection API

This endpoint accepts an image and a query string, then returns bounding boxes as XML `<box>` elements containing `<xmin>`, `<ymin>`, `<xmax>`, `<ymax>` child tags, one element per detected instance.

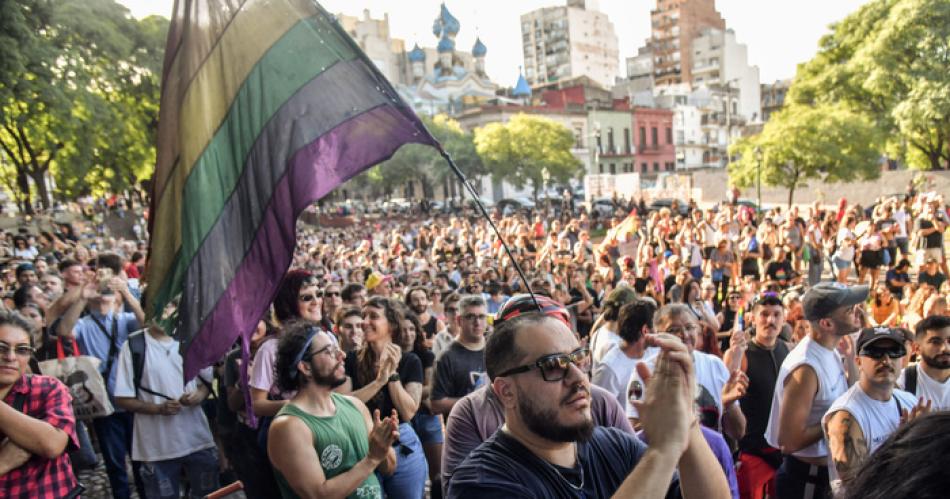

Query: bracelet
<box><xmin>387</xmin><ymin>373</ymin><xmax>400</xmax><ymax>383</ymax></box>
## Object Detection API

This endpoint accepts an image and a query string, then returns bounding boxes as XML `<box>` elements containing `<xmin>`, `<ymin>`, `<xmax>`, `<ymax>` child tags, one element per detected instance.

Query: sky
<box><xmin>118</xmin><ymin>0</ymin><xmax>868</xmax><ymax>86</ymax></box>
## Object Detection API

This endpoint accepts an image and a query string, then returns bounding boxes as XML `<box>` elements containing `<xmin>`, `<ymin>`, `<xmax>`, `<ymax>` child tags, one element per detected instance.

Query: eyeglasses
<box><xmin>0</xmin><ymin>343</ymin><xmax>33</xmax><ymax>358</ymax></box>
<box><xmin>306</xmin><ymin>344</ymin><xmax>341</xmax><ymax>360</ymax></box>
<box><xmin>859</xmin><ymin>345</ymin><xmax>906</xmax><ymax>360</ymax></box>
<box><xmin>323</xmin><ymin>291</ymin><xmax>341</xmax><ymax>297</ymax></box>
<box><xmin>661</xmin><ymin>324</ymin><xmax>701</xmax><ymax>337</ymax></box>
<box><xmin>298</xmin><ymin>293</ymin><xmax>320</xmax><ymax>303</ymax></box>
<box><xmin>445</xmin><ymin>307</ymin><xmax>459</xmax><ymax>315</ymax></box>
<box><xmin>498</xmin><ymin>347</ymin><xmax>591</xmax><ymax>382</ymax></box>
<box><xmin>462</xmin><ymin>313</ymin><xmax>487</xmax><ymax>322</ymax></box>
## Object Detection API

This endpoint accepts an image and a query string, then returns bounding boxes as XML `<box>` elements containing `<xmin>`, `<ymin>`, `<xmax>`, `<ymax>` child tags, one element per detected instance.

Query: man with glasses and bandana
<box><xmin>0</xmin><ymin>311</ymin><xmax>79</xmax><ymax>498</ymax></box>
<box><xmin>267</xmin><ymin>321</ymin><xmax>399</xmax><ymax>499</ymax></box>
<box><xmin>446</xmin><ymin>308</ymin><xmax>731</xmax><ymax>498</ymax></box>
<box><xmin>822</xmin><ymin>327</ymin><xmax>929</xmax><ymax>496</ymax></box>
<box><xmin>430</xmin><ymin>295</ymin><xmax>487</xmax><ymax>417</ymax></box>
<box><xmin>765</xmin><ymin>282</ymin><xmax>866</xmax><ymax>499</ymax></box>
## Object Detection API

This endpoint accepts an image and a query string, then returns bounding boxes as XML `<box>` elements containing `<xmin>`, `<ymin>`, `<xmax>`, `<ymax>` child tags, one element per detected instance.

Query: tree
<box><xmin>728</xmin><ymin>104</ymin><xmax>881</xmax><ymax>208</ymax></box>
<box><xmin>356</xmin><ymin>114</ymin><xmax>483</xmax><ymax>199</ymax></box>
<box><xmin>0</xmin><ymin>0</ymin><xmax>167</xmax><ymax>213</ymax></box>
<box><xmin>474</xmin><ymin>114</ymin><xmax>582</xmax><ymax>197</ymax></box>
<box><xmin>788</xmin><ymin>0</ymin><xmax>950</xmax><ymax>170</ymax></box>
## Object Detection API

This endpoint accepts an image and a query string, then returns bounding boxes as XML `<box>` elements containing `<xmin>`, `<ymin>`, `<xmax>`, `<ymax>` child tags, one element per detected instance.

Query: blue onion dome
<box><xmin>441</xmin><ymin>4</ymin><xmax>460</xmax><ymax>36</ymax></box>
<box><xmin>513</xmin><ymin>73</ymin><xmax>531</xmax><ymax>97</ymax></box>
<box><xmin>408</xmin><ymin>44</ymin><xmax>425</xmax><ymax>62</ymax></box>
<box><xmin>432</xmin><ymin>18</ymin><xmax>442</xmax><ymax>37</ymax></box>
<box><xmin>437</xmin><ymin>35</ymin><xmax>455</xmax><ymax>53</ymax></box>
<box><xmin>472</xmin><ymin>37</ymin><xmax>487</xmax><ymax>57</ymax></box>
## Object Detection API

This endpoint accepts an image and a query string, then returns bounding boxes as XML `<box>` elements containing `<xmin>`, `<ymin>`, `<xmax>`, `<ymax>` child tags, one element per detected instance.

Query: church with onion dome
<box><xmin>397</xmin><ymin>3</ymin><xmax>498</xmax><ymax>115</ymax></box>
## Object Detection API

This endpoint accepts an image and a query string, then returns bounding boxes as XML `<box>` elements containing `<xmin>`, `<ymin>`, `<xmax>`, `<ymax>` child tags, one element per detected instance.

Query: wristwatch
<box><xmin>387</xmin><ymin>373</ymin><xmax>400</xmax><ymax>383</ymax></box>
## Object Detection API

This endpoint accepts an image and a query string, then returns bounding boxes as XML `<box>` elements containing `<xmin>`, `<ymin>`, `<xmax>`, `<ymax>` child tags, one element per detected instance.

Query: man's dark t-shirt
<box><xmin>432</xmin><ymin>342</ymin><xmax>486</xmax><ymax>403</ymax></box>
<box><xmin>345</xmin><ymin>350</ymin><xmax>423</xmax><ymax>423</ymax></box>
<box><xmin>886</xmin><ymin>268</ymin><xmax>909</xmax><ymax>299</ymax></box>
<box><xmin>919</xmin><ymin>271</ymin><xmax>947</xmax><ymax>290</ymax></box>
<box><xmin>447</xmin><ymin>427</ymin><xmax>679</xmax><ymax>499</ymax></box>
<box><xmin>917</xmin><ymin>218</ymin><xmax>942</xmax><ymax>249</ymax></box>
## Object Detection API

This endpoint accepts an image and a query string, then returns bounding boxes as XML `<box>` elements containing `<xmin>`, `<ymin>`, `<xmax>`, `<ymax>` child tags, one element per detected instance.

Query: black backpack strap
<box><xmin>12</xmin><ymin>391</ymin><xmax>27</xmax><ymax>413</ymax></box>
<box><xmin>903</xmin><ymin>365</ymin><xmax>918</xmax><ymax>395</ymax></box>
<box><xmin>129</xmin><ymin>331</ymin><xmax>173</xmax><ymax>401</ymax></box>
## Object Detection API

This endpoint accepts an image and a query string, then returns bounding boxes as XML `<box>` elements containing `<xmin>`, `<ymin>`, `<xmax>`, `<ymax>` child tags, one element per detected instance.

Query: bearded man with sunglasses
<box><xmin>822</xmin><ymin>327</ymin><xmax>929</xmax><ymax>496</ymax></box>
<box><xmin>765</xmin><ymin>282</ymin><xmax>866</xmax><ymax>499</ymax></box>
<box><xmin>447</xmin><ymin>312</ymin><xmax>731</xmax><ymax>498</ymax></box>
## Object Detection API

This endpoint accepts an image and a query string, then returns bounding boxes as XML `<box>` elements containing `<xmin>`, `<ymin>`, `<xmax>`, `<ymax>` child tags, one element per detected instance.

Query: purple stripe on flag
<box><xmin>182</xmin><ymin>105</ymin><xmax>434</xmax><ymax>379</ymax></box>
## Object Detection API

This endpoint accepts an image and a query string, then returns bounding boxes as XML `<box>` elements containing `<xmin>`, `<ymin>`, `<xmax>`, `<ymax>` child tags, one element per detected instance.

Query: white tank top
<box><xmin>765</xmin><ymin>336</ymin><xmax>849</xmax><ymax>458</ymax></box>
<box><xmin>822</xmin><ymin>385</ymin><xmax>917</xmax><ymax>492</ymax></box>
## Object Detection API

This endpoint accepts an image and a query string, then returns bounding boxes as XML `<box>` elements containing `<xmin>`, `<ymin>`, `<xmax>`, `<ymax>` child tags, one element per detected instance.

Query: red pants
<box><xmin>738</xmin><ymin>452</ymin><xmax>777</xmax><ymax>499</ymax></box>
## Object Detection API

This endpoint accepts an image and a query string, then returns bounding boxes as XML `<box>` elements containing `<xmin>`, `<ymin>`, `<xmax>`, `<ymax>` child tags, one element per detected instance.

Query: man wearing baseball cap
<box><xmin>822</xmin><ymin>327</ymin><xmax>929</xmax><ymax>496</ymax></box>
<box><xmin>765</xmin><ymin>282</ymin><xmax>867</xmax><ymax>499</ymax></box>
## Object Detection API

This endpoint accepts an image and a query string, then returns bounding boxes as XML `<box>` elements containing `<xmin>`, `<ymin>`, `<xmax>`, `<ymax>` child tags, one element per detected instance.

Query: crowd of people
<box><xmin>0</xmin><ymin>188</ymin><xmax>948</xmax><ymax>499</ymax></box>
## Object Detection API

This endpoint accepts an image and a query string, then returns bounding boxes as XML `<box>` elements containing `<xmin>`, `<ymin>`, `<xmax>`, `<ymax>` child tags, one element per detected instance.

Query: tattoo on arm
<box><xmin>828</xmin><ymin>411</ymin><xmax>868</xmax><ymax>484</ymax></box>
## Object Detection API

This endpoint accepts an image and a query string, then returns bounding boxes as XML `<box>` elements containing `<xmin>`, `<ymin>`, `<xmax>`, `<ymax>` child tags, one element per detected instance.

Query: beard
<box><xmin>411</xmin><ymin>303</ymin><xmax>427</xmax><ymax>315</ymax></box>
<box><xmin>311</xmin><ymin>360</ymin><xmax>347</xmax><ymax>388</ymax></box>
<box><xmin>831</xmin><ymin>316</ymin><xmax>860</xmax><ymax>336</ymax></box>
<box><xmin>516</xmin><ymin>384</ymin><xmax>594</xmax><ymax>443</ymax></box>
<box><xmin>921</xmin><ymin>352</ymin><xmax>950</xmax><ymax>370</ymax></box>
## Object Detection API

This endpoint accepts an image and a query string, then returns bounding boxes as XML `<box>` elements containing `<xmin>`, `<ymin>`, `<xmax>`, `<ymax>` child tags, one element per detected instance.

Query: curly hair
<box><xmin>274</xmin><ymin>320</ymin><xmax>322</xmax><ymax>393</ymax></box>
<box><xmin>356</xmin><ymin>297</ymin><xmax>407</xmax><ymax>392</ymax></box>
<box><xmin>273</xmin><ymin>269</ymin><xmax>317</xmax><ymax>323</ymax></box>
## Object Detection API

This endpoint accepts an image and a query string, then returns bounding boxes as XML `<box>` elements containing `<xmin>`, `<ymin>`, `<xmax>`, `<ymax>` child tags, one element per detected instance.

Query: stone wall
<box><xmin>691</xmin><ymin>168</ymin><xmax>950</xmax><ymax>208</ymax></box>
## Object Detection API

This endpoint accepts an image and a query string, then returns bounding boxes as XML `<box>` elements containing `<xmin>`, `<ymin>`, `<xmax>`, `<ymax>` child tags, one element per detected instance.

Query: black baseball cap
<box><xmin>856</xmin><ymin>327</ymin><xmax>907</xmax><ymax>353</ymax></box>
<box><xmin>802</xmin><ymin>282</ymin><xmax>869</xmax><ymax>320</ymax></box>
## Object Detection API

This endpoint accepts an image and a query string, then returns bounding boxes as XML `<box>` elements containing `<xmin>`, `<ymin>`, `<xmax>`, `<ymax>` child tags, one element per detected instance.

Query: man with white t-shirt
<box><xmin>591</xmin><ymin>298</ymin><xmax>657</xmax><ymax>406</ymax></box>
<box><xmin>898</xmin><ymin>315</ymin><xmax>950</xmax><ymax>410</ymax></box>
<box><xmin>114</xmin><ymin>320</ymin><xmax>219</xmax><ymax>498</ymax></box>
<box><xmin>822</xmin><ymin>327</ymin><xmax>928</xmax><ymax>496</ymax></box>
<box><xmin>625</xmin><ymin>303</ymin><xmax>748</xmax><ymax>440</ymax></box>
<box><xmin>765</xmin><ymin>282</ymin><xmax>865</xmax><ymax>499</ymax></box>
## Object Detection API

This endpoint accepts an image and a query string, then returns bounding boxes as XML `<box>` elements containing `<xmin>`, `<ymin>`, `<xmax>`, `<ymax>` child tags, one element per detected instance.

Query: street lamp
<box><xmin>754</xmin><ymin>145</ymin><xmax>762</xmax><ymax>211</ymax></box>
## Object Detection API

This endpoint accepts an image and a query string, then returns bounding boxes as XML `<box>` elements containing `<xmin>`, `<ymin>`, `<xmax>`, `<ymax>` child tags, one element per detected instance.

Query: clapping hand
<box><xmin>367</xmin><ymin>409</ymin><xmax>400</xmax><ymax>462</ymax></box>
<box><xmin>633</xmin><ymin>333</ymin><xmax>696</xmax><ymax>460</ymax></box>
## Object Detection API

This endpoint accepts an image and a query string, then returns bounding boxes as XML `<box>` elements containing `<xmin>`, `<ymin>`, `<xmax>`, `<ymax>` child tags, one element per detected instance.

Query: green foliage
<box><xmin>0</xmin><ymin>0</ymin><xmax>167</xmax><ymax>213</ymax></box>
<box><xmin>354</xmin><ymin>114</ymin><xmax>483</xmax><ymax>198</ymax></box>
<box><xmin>474</xmin><ymin>114</ymin><xmax>582</xmax><ymax>196</ymax></box>
<box><xmin>787</xmin><ymin>0</ymin><xmax>950</xmax><ymax>170</ymax></box>
<box><xmin>728</xmin><ymin>104</ymin><xmax>881</xmax><ymax>208</ymax></box>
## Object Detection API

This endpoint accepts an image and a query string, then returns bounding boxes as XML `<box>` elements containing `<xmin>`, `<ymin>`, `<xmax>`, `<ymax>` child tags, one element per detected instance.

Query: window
<box><xmin>599</xmin><ymin>163</ymin><xmax>604</xmax><ymax>174</ymax></box>
<box><xmin>639</xmin><ymin>127</ymin><xmax>646</xmax><ymax>148</ymax></box>
<box><xmin>666</xmin><ymin>127</ymin><xmax>673</xmax><ymax>144</ymax></box>
<box><xmin>651</xmin><ymin>127</ymin><xmax>658</xmax><ymax>147</ymax></box>
<box><xmin>641</xmin><ymin>162</ymin><xmax>648</xmax><ymax>173</ymax></box>
<box><xmin>574</xmin><ymin>126</ymin><xmax>584</xmax><ymax>148</ymax></box>
<box><xmin>607</xmin><ymin>127</ymin><xmax>615</xmax><ymax>153</ymax></box>
<box><xmin>609</xmin><ymin>163</ymin><xmax>616</xmax><ymax>174</ymax></box>
<box><xmin>596</xmin><ymin>134</ymin><xmax>602</xmax><ymax>153</ymax></box>
<box><xmin>624</xmin><ymin>128</ymin><xmax>631</xmax><ymax>153</ymax></box>
<box><xmin>653</xmin><ymin>162</ymin><xmax>660</xmax><ymax>171</ymax></box>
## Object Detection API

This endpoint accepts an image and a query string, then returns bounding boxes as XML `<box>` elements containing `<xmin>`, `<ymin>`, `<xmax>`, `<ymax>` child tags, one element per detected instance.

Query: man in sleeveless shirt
<box><xmin>765</xmin><ymin>282</ymin><xmax>866</xmax><ymax>499</ymax></box>
<box><xmin>731</xmin><ymin>294</ymin><xmax>790</xmax><ymax>499</ymax></box>
<box><xmin>407</xmin><ymin>287</ymin><xmax>445</xmax><ymax>345</ymax></box>
<box><xmin>268</xmin><ymin>322</ymin><xmax>398</xmax><ymax>499</ymax></box>
<box><xmin>822</xmin><ymin>327</ymin><xmax>929</xmax><ymax>496</ymax></box>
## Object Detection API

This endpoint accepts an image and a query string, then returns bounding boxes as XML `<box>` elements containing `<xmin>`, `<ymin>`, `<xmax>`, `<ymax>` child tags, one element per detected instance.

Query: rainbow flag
<box><xmin>146</xmin><ymin>0</ymin><xmax>438</xmax><ymax>379</ymax></box>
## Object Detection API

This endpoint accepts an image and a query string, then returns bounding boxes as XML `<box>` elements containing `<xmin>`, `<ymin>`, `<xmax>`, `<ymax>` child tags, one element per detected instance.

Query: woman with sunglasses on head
<box><xmin>341</xmin><ymin>297</ymin><xmax>427</xmax><ymax>499</ymax></box>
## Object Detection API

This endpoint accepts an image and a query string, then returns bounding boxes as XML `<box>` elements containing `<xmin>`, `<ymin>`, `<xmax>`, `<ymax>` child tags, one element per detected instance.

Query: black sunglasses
<box><xmin>498</xmin><ymin>347</ymin><xmax>591</xmax><ymax>382</ymax></box>
<box><xmin>859</xmin><ymin>345</ymin><xmax>906</xmax><ymax>359</ymax></box>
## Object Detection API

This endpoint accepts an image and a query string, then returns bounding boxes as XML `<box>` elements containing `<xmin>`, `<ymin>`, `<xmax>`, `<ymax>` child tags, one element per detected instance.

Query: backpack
<box><xmin>902</xmin><ymin>365</ymin><xmax>918</xmax><ymax>395</ymax></box>
<box><xmin>128</xmin><ymin>331</ymin><xmax>215</xmax><ymax>400</ymax></box>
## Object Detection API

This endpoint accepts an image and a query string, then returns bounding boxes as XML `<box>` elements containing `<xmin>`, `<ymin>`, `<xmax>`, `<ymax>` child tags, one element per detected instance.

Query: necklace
<box><xmin>157</xmin><ymin>340</ymin><xmax>176</xmax><ymax>357</ymax></box>
<box><xmin>540</xmin><ymin>445</ymin><xmax>585</xmax><ymax>491</ymax></box>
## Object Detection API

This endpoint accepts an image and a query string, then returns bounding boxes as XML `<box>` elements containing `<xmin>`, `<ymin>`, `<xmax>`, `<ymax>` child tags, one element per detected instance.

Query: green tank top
<box><xmin>273</xmin><ymin>393</ymin><xmax>382</xmax><ymax>499</ymax></box>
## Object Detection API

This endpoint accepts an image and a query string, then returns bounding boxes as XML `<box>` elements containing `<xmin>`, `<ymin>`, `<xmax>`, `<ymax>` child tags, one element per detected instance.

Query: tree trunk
<box><xmin>29</xmin><ymin>169</ymin><xmax>51</xmax><ymax>210</ymax></box>
<box><xmin>16</xmin><ymin>169</ymin><xmax>33</xmax><ymax>215</ymax></box>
